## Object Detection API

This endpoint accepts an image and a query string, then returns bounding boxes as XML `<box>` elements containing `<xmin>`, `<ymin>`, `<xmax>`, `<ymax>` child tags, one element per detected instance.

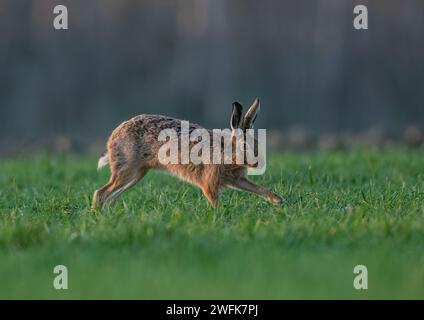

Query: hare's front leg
<box><xmin>201</xmin><ymin>185</ymin><xmax>220</xmax><ymax>208</ymax></box>
<box><xmin>231</xmin><ymin>177</ymin><xmax>283</xmax><ymax>205</ymax></box>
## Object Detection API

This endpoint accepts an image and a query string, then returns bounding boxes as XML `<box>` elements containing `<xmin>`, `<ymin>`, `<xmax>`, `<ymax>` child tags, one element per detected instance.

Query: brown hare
<box><xmin>92</xmin><ymin>98</ymin><xmax>283</xmax><ymax>209</ymax></box>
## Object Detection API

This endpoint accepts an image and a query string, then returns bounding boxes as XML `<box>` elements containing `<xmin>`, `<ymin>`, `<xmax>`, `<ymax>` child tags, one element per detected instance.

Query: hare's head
<box><xmin>229</xmin><ymin>98</ymin><xmax>262</xmax><ymax>169</ymax></box>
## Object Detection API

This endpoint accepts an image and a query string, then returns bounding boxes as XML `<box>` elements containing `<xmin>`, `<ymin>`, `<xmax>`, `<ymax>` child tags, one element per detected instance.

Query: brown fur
<box><xmin>92</xmin><ymin>99</ymin><xmax>283</xmax><ymax>209</ymax></box>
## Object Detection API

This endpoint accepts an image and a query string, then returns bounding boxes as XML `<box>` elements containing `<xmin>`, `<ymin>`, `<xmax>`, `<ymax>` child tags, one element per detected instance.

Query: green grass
<box><xmin>0</xmin><ymin>149</ymin><xmax>423</xmax><ymax>299</ymax></box>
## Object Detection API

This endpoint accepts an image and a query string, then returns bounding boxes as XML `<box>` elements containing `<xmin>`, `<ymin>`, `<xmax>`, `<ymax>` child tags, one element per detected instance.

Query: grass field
<box><xmin>0</xmin><ymin>149</ymin><xmax>423</xmax><ymax>299</ymax></box>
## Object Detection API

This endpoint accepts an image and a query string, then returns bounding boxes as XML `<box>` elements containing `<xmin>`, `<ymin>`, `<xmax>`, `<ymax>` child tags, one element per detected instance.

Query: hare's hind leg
<box><xmin>102</xmin><ymin>168</ymin><xmax>147</xmax><ymax>208</ymax></box>
<box><xmin>92</xmin><ymin>176</ymin><xmax>114</xmax><ymax>209</ymax></box>
<box><xmin>92</xmin><ymin>167</ymin><xmax>148</xmax><ymax>209</ymax></box>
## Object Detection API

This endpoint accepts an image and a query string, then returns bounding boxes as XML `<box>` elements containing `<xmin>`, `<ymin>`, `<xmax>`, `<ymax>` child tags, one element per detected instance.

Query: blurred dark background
<box><xmin>1</xmin><ymin>0</ymin><xmax>424</xmax><ymax>154</ymax></box>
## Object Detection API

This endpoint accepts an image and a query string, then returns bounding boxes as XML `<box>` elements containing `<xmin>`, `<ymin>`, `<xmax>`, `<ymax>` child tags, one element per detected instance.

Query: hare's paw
<box><xmin>270</xmin><ymin>193</ymin><xmax>283</xmax><ymax>205</ymax></box>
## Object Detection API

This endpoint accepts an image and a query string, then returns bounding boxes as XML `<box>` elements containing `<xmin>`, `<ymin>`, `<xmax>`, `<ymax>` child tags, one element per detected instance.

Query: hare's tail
<box><xmin>97</xmin><ymin>151</ymin><xmax>109</xmax><ymax>170</ymax></box>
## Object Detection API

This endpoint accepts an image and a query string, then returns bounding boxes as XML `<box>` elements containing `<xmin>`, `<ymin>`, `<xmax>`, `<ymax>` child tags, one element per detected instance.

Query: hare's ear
<box><xmin>242</xmin><ymin>98</ymin><xmax>260</xmax><ymax>130</ymax></box>
<box><xmin>230</xmin><ymin>102</ymin><xmax>243</xmax><ymax>130</ymax></box>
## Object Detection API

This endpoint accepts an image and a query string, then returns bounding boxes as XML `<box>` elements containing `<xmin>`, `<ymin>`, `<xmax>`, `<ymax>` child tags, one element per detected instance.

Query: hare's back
<box><xmin>110</xmin><ymin>115</ymin><xmax>176</xmax><ymax>143</ymax></box>
<box><xmin>130</xmin><ymin>114</ymin><xmax>205</xmax><ymax>136</ymax></box>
